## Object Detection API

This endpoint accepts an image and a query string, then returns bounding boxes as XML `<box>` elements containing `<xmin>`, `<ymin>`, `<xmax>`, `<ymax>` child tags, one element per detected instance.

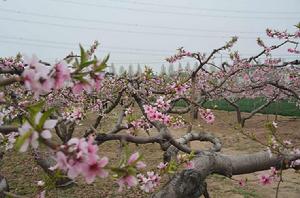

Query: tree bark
<box><xmin>190</xmin><ymin>75</ymin><xmax>198</xmax><ymax>120</ymax></box>
<box><xmin>224</xmin><ymin>98</ymin><xmax>242</xmax><ymax>126</ymax></box>
<box><xmin>237</xmin><ymin>109</ymin><xmax>243</xmax><ymax>126</ymax></box>
<box><xmin>152</xmin><ymin>151</ymin><xmax>300</xmax><ymax>198</ymax></box>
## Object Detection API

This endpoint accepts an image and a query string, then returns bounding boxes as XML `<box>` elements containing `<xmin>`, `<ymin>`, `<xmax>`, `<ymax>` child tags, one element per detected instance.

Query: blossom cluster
<box><xmin>0</xmin><ymin>106</ymin><xmax>15</xmax><ymax>126</ymax></box>
<box><xmin>199</xmin><ymin>109</ymin><xmax>215</xmax><ymax>124</ymax></box>
<box><xmin>266</xmin><ymin>28</ymin><xmax>300</xmax><ymax>39</ymax></box>
<box><xmin>166</xmin><ymin>48</ymin><xmax>193</xmax><ymax>63</ymax></box>
<box><xmin>287</xmin><ymin>48</ymin><xmax>300</xmax><ymax>54</ymax></box>
<box><xmin>238</xmin><ymin>167</ymin><xmax>279</xmax><ymax>187</ymax></box>
<box><xmin>177</xmin><ymin>153</ymin><xmax>195</xmax><ymax>169</ymax></box>
<box><xmin>130</xmin><ymin>118</ymin><xmax>153</xmax><ymax>132</ymax></box>
<box><xmin>170</xmin><ymin>82</ymin><xmax>189</xmax><ymax>95</ymax></box>
<box><xmin>264</xmin><ymin>58</ymin><xmax>281</xmax><ymax>66</ymax></box>
<box><xmin>22</xmin><ymin>55</ymin><xmax>70</xmax><ymax>97</ymax></box>
<box><xmin>290</xmin><ymin>148</ymin><xmax>300</xmax><ymax>167</ymax></box>
<box><xmin>21</xmin><ymin>53</ymin><xmax>106</xmax><ymax>98</ymax></box>
<box><xmin>2</xmin><ymin>132</ymin><xmax>18</xmax><ymax>150</ymax></box>
<box><xmin>0</xmin><ymin>56</ymin><xmax>24</xmax><ymax>69</ymax></box>
<box><xmin>87</xmin><ymin>40</ymin><xmax>99</xmax><ymax>57</ymax></box>
<box><xmin>90</xmin><ymin>99</ymin><xmax>103</xmax><ymax>112</ymax></box>
<box><xmin>143</xmin><ymin>105</ymin><xmax>171</xmax><ymax>125</ymax></box>
<box><xmin>157</xmin><ymin>162</ymin><xmax>168</xmax><ymax>170</ymax></box>
<box><xmin>171</xmin><ymin>116</ymin><xmax>186</xmax><ymax>128</ymax></box>
<box><xmin>266</xmin><ymin>123</ymin><xmax>300</xmax><ymax>168</ymax></box>
<box><xmin>266</xmin><ymin>28</ymin><xmax>290</xmax><ymax>39</ymax></box>
<box><xmin>137</xmin><ymin>171</ymin><xmax>161</xmax><ymax>193</ymax></box>
<box><xmin>258</xmin><ymin>167</ymin><xmax>278</xmax><ymax>185</ymax></box>
<box><xmin>115</xmin><ymin>152</ymin><xmax>146</xmax><ymax>192</ymax></box>
<box><xmin>51</xmin><ymin>137</ymin><xmax>109</xmax><ymax>184</ymax></box>
<box><xmin>62</xmin><ymin>107</ymin><xmax>84</xmax><ymax>122</ymax></box>
<box><xmin>154</xmin><ymin>96</ymin><xmax>171</xmax><ymax>111</ymax></box>
<box><xmin>18</xmin><ymin>111</ymin><xmax>57</xmax><ymax>152</ymax></box>
<box><xmin>72</xmin><ymin>72</ymin><xmax>105</xmax><ymax>95</ymax></box>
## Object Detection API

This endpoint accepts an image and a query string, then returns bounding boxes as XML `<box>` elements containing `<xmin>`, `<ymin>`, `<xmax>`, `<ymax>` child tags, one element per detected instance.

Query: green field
<box><xmin>175</xmin><ymin>98</ymin><xmax>300</xmax><ymax>116</ymax></box>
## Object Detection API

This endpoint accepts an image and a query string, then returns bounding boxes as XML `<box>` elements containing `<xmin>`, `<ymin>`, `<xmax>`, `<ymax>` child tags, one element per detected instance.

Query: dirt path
<box><xmin>1</xmin><ymin>110</ymin><xmax>299</xmax><ymax>197</ymax></box>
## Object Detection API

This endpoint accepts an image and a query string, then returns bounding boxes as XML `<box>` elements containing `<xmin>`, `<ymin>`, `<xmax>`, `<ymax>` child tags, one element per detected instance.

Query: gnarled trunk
<box><xmin>152</xmin><ymin>151</ymin><xmax>300</xmax><ymax>198</ymax></box>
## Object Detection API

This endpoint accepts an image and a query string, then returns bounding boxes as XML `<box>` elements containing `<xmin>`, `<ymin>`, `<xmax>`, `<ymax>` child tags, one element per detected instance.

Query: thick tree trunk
<box><xmin>152</xmin><ymin>151</ymin><xmax>300</xmax><ymax>198</ymax></box>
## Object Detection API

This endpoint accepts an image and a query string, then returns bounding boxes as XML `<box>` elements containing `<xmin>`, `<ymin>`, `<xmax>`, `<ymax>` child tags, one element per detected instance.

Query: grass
<box><xmin>175</xmin><ymin>98</ymin><xmax>300</xmax><ymax>116</ymax></box>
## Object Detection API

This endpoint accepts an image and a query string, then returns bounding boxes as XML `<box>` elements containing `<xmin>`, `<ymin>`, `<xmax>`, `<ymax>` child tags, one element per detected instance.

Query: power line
<box><xmin>0</xmin><ymin>35</ymin><xmax>174</xmax><ymax>53</ymax></box>
<box><xmin>0</xmin><ymin>38</ymin><xmax>170</xmax><ymax>64</ymax></box>
<box><xmin>0</xmin><ymin>37</ymin><xmax>170</xmax><ymax>57</ymax></box>
<box><xmin>46</xmin><ymin>0</ymin><xmax>299</xmax><ymax>20</ymax></box>
<box><xmin>0</xmin><ymin>17</ymin><xmax>271</xmax><ymax>40</ymax></box>
<box><xmin>0</xmin><ymin>39</ymin><xmax>168</xmax><ymax>65</ymax></box>
<box><xmin>102</xmin><ymin>0</ymin><xmax>300</xmax><ymax>15</ymax></box>
<box><xmin>1</xmin><ymin>35</ymin><xmax>297</xmax><ymax>57</ymax></box>
<box><xmin>4</xmin><ymin>35</ymin><xmax>298</xmax><ymax>58</ymax></box>
<box><xmin>0</xmin><ymin>36</ymin><xmax>170</xmax><ymax>56</ymax></box>
<box><xmin>111</xmin><ymin>61</ymin><xmax>166</xmax><ymax>65</ymax></box>
<box><xmin>1</xmin><ymin>38</ymin><xmax>297</xmax><ymax>67</ymax></box>
<box><xmin>0</xmin><ymin>39</ymin><xmax>74</xmax><ymax>50</ymax></box>
<box><xmin>0</xmin><ymin>8</ymin><xmax>266</xmax><ymax>34</ymax></box>
<box><xmin>1</xmin><ymin>37</ymin><xmax>297</xmax><ymax>60</ymax></box>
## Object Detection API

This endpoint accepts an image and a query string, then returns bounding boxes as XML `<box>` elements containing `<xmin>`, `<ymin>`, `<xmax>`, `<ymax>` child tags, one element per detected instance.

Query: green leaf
<box><xmin>103</xmin><ymin>54</ymin><xmax>110</xmax><ymax>62</ymax></box>
<box><xmin>43</xmin><ymin>169</ymin><xmax>65</xmax><ymax>190</ymax></box>
<box><xmin>127</xmin><ymin>166</ymin><xmax>137</xmax><ymax>175</ymax></box>
<box><xmin>37</xmin><ymin>108</ymin><xmax>55</xmax><ymax>130</ymax></box>
<box><xmin>25</xmin><ymin>116</ymin><xmax>35</xmax><ymax>128</ymax></box>
<box><xmin>79</xmin><ymin>44</ymin><xmax>87</xmax><ymax>65</ymax></box>
<box><xmin>80</xmin><ymin>60</ymin><xmax>96</xmax><ymax>69</ymax></box>
<box><xmin>8</xmin><ymin>115</ymin><xmax>23</xmax><ymax>126</ymax></box>
<box><xmin>27</xmin><ymin>101</ymin><xmax>44</xmax><ymax>116</ymax></box>
<box><xmin>111</xmin><ymin>167</ymin><xmax>127</xmax><ymax>176</ymax></box>
<box><xmin>94</xmin><ymin>54</ymin><xmax>109</xmax><ymax>72</ymax></box>
<box><xmin>137</xmin><ymin>153</ymin><xmax>143</xmax><ymax>162</ymax></box>
<box><xmin>15</xmin><ymin>129</ymin><xmax>33</xmax><ymax>151</ymax></box>
<box><xmin>294</xmin><ymin>22</ymin><xmax>300</xmax><ymax>29</ymax></box>
<box><xmin>74</xmin><ymin>58</ymin><xmax>79</xmax><ymax>68</ymax></box>
<box><xmin>167</xmin><ymin>160</ymin><xmax>178</xmax><ymax>174</ymax></box>
<box><xmin>72</xmin><ymin>75</ymin><xmax>89</xmax><ymax>84</ymax></box>
<box><xmin>188</xmin><ymin>150</ymin><xmax>195</xmax><ymax>160</ymax></box>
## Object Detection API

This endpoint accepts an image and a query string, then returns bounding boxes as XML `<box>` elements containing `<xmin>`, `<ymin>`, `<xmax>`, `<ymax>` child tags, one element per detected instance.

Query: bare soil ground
<box><xmin>1</xmin><ymin>110</ymin><xmax>300</xmax><ymax>198</ymax></box>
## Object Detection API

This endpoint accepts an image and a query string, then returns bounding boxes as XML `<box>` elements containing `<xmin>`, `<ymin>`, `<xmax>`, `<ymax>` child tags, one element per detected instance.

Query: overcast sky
<box><xmin>0</xmin><ymin>0</ymin><xmax>299</xmax><ymax>72</ymax></box>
